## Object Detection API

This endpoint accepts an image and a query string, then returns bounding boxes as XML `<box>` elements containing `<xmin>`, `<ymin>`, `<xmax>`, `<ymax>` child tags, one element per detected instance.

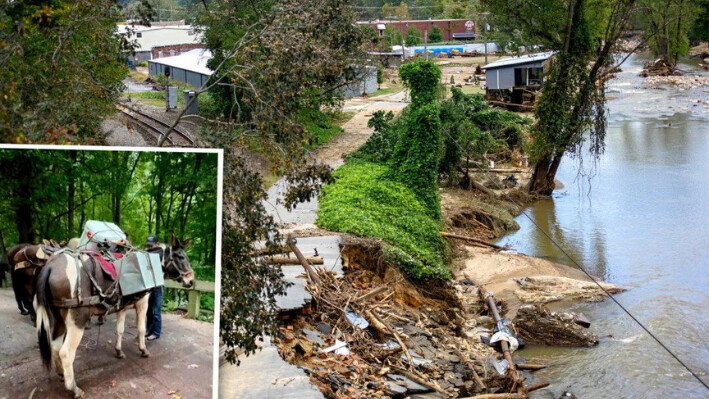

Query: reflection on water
<box><xmin>496</xmin><ymin>55</ymin><xmax>709</xmax><ymax>398</ymax></box>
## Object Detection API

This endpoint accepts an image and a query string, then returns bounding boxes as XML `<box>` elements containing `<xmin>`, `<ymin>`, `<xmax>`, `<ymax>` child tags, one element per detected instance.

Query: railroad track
<box><xmin>116</xmin><ymin>103</ymin><xmax>195</xmax><ymax>146</ymax></box>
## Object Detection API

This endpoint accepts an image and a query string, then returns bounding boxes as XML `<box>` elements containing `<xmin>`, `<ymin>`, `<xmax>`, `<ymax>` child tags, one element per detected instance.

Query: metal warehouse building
<box><xmin>148</xmin><ymin>49</ymin><xmax>212</xmax><ymax>88</ymax></box>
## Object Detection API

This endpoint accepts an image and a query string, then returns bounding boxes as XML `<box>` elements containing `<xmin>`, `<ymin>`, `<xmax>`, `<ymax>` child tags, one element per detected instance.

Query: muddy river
<box><xmin>497</xmin><ymin>55</ymin><xmax>709</xmax><ymax>397</ymax></box>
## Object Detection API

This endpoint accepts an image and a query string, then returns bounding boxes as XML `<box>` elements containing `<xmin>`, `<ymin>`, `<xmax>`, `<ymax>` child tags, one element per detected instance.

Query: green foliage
<box><xmin>638</xmin><ymin>0</ymin><xmax>699</xmax><ymax>63</ymax></box>
<box><xmin>377</xmin><ymin>67</ymin><xmax>385</xmax><ymax>86</ymax></box>
<box><xmin>438</xmin><ymin>88</ymin><xmax>529</xmax><ymax>181</ymax></box>
<box><xmin>390</xmin><ymin>59</ymin><xmax>443</xmax><ymax>218</ymax></box>
<box><xmin>405</xmin><ymin>26</ymin><xmax>423</xmax><ymax>46</ymax></box>
<box><xmin>428</xmin><ymin>25</ymin><xmax>444</xmax><ymax>43</ymax></box>
<box><xmin>389</xmin><ymin>104</ymin><xmax>442</xmax><ymax>219</ymax></box>
<box><xmin>688</xmin><ymin>0</ymin><xmax>709</xmax><ymax>42</ymax></box>
<box><xmin>348</xmin><ymin>110</ymin><xmax>400</xmax><ymax>163</ymax></box>
<box><xmin>200</xmin><ymin>0</ymin><xmax>365</xmax><ymax>167</ymax></box>
<box><xmin>399</xmin><ymin>59</ymin><xmax>442</xmax><ymax>107</ymax></box>
<box><xmin>0</xmin><ymin>0</ymin><xmax>130</xmax><ymax>142</ymax></box>
<box><xmin>317</xmin><ymin>162</ymin><xmax>449</xmax><ymax>279</ymax></box>
<box><xmin>0</xmin><ymin>149</ymin><xmax>219</xmax><ymax>270</ymax></box>
<box><xmin>383</xmin><ymin>25</ymin><xmax>404</xmax><ymax>47</ymax></box>
<box><xmin>299</xmin><ymin>109</ymin><xmax>352</xmax><ymax>150</ymax></box>
<box><xmin>137</xmin><ymin>61</ymin><xmax>149</xmax><ymax>67</ymax></box>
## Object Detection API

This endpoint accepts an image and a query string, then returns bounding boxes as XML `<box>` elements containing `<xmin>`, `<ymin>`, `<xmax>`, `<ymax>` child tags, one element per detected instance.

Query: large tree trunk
<box><xmin>529</xmin><ymin>152</ymin><xmax>564</xmax><ymax>195</ymax></box>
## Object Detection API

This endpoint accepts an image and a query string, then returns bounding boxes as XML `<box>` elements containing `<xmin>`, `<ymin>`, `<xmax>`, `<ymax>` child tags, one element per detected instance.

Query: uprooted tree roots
<box><xmin>273</xmin><ymin>238</ymin><xmax>538</xmax><ymax>398</ymax></box>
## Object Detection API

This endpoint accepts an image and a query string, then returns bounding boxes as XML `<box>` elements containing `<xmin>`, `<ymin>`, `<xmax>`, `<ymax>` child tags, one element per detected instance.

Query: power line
<box><xmin>440</xmin><ymin>124</ymin><xmax>709</xmax><ymax>391</ymax></box>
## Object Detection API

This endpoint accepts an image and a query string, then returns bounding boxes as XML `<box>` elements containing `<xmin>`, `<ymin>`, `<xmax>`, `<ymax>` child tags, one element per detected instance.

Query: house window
<box><xmin>136</xmin><ymin>32</ymin><xmax>142</xmax><ymax>38</ymax></box>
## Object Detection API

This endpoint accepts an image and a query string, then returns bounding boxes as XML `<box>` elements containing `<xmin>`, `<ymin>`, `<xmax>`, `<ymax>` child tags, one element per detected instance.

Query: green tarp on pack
<box><xmin>117</xmin><ymin>252</ymin><xmax>164</xmax><ymax>295</ymax></box>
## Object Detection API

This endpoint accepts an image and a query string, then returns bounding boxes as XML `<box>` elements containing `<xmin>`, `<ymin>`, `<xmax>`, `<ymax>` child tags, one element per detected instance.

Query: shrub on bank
<box><xmin>317</xmin><ymin>162</ymin><xmax>449</xmax><ymax>279</ymax></box>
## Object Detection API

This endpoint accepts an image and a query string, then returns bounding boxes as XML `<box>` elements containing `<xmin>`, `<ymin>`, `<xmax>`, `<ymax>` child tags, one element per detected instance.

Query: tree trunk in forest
<box><xmin>67</xmin><ymin>150</ymin><xmax>77</xmax><ymax>237</ymax></box>
<box><xmin>0</xmin><ymin>229</ymin><xmax>6</xmax><ymax>254</ymax></box>
<box><xmin>15</xmin><ymin>176</ymin><xmax>34</xmax><ymax>244</ymax></box>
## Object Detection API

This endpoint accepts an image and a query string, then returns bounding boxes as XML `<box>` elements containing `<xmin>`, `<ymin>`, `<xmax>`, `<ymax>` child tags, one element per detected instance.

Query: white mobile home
<box><xmin>483</xmin><ymin>51</ymin><xmax>554</xmax><ymax>103</ymax></box>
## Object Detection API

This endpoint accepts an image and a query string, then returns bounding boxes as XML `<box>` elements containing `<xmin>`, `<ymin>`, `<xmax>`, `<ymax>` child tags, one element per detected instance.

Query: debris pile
<box><xmin>513</xmin><ymin>305</ymin><xmax>599</xmax><ymax>347</ymax></box>
<box><xmin>272</xmin><ymin>240</ymin><xmax>545</xmax><ymax>398</ymax></box>
<box><xmin>640</xmin><ymin>58</ymin><xmax>680</xmax><ymax>77</ymax></box>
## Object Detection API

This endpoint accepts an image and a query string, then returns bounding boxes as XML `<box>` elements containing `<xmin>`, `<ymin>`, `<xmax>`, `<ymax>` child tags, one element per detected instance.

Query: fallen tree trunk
<box><xmin>441</xmin><ymin>232</ymin><xmax>503</xmax><ymax>250</ymax></box>
<box><xmin>266</xmin><ymin>255</ymin><xmax>324</xmax><ymax>265</ymax></box>
<box><xmin>288</xmin><ymin>239</ymin><xmax>321</xmax><ymax>285</ymax></box>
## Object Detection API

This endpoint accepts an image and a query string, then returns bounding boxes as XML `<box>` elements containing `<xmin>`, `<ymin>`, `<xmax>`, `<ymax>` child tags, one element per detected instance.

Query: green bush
<box><xmin>405</xmin><ymin>26</ymin><xmax>423</xmax><ymax>46</ymax></box>
<box><xmin>428</xmin><ymin>26</ymin><xmax>443</xmax><ymax>43</ymax></box>
<box><xmin>137</xmin><ymin>60</ymin><xmax>148</xmax><ymax>67</ymax></box>
<box><xmin>317</xmin><ymin>162</ymin><xmax>449</xmax><ymax>279</ymax></box>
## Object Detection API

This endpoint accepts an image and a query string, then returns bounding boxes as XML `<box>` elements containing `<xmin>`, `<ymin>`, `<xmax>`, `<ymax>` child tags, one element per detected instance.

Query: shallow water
<box><xmin>496</xmin><ymin>55</ymin><xmax>709</xmax><ymax>398</ymax></box>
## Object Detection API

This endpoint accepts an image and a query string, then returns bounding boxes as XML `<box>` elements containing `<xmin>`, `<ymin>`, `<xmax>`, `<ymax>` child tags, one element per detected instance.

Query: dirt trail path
<box><xmin>312</xmin><ymin>92</ymin><xmax>408</xmax><ymax>168</ymax></box>
<box><xmin>0</xmin><ymin>289</ymin><xmax>214</xmax><ymax>399</ymax></box>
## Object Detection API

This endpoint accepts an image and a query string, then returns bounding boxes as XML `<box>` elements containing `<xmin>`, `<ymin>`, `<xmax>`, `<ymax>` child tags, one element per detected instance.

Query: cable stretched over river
<box><xmin>442</xmin><ymin>129</ymin><xmax>709</xmax><ymax>391</ymax></box>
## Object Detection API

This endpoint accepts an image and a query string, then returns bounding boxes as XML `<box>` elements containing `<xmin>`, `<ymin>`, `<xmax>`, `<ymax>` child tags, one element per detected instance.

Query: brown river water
<box><xmin>496</xmin><ymin>54</ymin><xmax>709</xmax><ymax>398</ymax></box>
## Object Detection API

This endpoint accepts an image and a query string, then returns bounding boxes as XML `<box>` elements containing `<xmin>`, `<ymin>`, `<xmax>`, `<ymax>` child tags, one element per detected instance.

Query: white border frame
<box><xmin>0</xmin><ymin>143</ymin><xmax>224</xmax><ymax>399</ymax></box>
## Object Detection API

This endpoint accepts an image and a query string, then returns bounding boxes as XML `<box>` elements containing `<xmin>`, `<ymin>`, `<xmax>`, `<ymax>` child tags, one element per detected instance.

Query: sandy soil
<box><xmin>456</xmin><ymin>246</ymin><xmax>613</xmax><ymax>317</ymax></box>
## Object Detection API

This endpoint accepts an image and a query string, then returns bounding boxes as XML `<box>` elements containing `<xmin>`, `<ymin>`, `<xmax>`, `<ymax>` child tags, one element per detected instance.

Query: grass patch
<box><xmin>125</xmin><ymin>90</ymin><xmax>215</xmax><ymax>115</ymax></box>
<box><xmin>459</xmin><ymin>85</ymin><xmax>485</xmax><ymax>96</ymax></box>
<box><xmin>317</xmin><ymin>161</ymin><xmax>449</xmax><ymax>279</ymax></box>
<box><xmin>370</xmin><ymin>82</ymin><xmax>404</xmax><ymax>97</ymax></box>
<box><xmin>128</xmin><ymin>69</ymin><xmax>149</xmax><ymax>83</ymax></box>
<box><xmin>300</xmin><ymin>109</ymin><xmax>354</xmax><ymax>150</ymax></box>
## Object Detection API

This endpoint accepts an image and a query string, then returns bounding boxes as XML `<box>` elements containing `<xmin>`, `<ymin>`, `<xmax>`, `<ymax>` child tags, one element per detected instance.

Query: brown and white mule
<box><xmin>35</xmin><ymin>234</ymin><xmax>194</xmax><ymax>398</ymax></box>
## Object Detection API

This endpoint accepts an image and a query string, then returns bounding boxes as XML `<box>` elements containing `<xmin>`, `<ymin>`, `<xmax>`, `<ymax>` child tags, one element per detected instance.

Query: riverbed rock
<box><xmin>513</xmin><ymin>305</ymin><xmax>599</xmax><ymax>347</ymax></box>
<box><xmin>513</xmin><ymin>275</ymin><xmax>624</xmax><ymax>303</ymax></box>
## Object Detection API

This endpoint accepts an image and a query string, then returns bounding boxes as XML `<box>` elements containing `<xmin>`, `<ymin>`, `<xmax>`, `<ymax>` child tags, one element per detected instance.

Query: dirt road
<box><xmin>312</xmin><ymin>93</ymin><xmax>408</xmax><ymax>168</ymax></box>
<box><xmin>0</xmin><ymin>288</ymin><xmax>214</xmax><ymax>399</ymax></box>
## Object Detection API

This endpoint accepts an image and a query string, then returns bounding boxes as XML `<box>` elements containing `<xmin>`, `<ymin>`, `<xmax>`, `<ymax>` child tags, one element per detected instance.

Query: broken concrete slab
<box><xmin>387</xmin><ymin>374</ymin><xmax>431</xmax><ymax>393</ymax></box>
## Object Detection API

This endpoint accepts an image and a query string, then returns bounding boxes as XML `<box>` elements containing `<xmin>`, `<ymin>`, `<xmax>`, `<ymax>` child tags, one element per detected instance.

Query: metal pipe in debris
<box><xmin>486</xmin><ymin>294</ymin><xmax>516</xmax><ymax>371</ymax></box>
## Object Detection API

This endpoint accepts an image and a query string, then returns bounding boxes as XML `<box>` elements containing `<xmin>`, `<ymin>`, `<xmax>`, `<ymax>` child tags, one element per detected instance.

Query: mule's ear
<box><xmin>170</xmin><ymin>233</ymin><xmax>179</xmax><ymax>248</ymax></box>
<box><xmin>43</xmin><ymin>239</ymin><xmax>50</xmax><ymax>246</ymax></box>
<box><xmin>182</xmin><ymin>238</ymin><xmax>193</xmax><ymax>249</ymax></box>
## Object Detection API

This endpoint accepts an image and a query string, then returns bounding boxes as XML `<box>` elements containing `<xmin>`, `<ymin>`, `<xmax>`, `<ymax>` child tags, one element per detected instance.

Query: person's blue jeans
<box><xmin>146</xmin><ymin>285</ymin><xmax>163</xmax><ymax>337</ymax></box>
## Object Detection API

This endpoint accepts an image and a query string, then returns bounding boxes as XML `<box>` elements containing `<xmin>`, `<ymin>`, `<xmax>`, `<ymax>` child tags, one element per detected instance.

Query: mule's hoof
<box><xmin>140</xmin><ymin>349</ymin><xmax>151</xmax><ymax>358</ymax></box>
<box><xmin>73</xmin><ymin>387</ymin><xmax>85</xmax><ymax>398</ymax></box>
<box><xmin>97</xmin><ymin>316</ymin><xmax>105</xmax><ymax>326</ymax></box>
<box><xmin>115</xmin><ymin>350</ymin><xmax>126</xmax><ymax>359</ymax></box>
<box><xmin>20</xmin><ymin>310</ymin><xmax>29</xmax><ymax>315</ymax></box>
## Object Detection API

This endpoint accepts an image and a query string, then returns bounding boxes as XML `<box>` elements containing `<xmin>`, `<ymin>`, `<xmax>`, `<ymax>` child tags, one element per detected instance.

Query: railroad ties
<box><xmin>117</xmin><ymin>103</ymin><xmax>195</xmax><ymax>146</ymax></box>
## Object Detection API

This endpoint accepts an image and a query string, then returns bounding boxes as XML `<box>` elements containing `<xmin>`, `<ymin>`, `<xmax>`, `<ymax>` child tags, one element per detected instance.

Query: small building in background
<box><xmin>357</xmin><ymin>19</ymin><xmax>475</xmax><ymax>42</ymax></box>
<box><xmin>483</xmin><ymin>51</ymin><xmax>554</xmax><ymax>106</ymax></box>
<box><xmin>147</xmin><ymin>49</ymin><xmax>212</xmax><ymax>88</ymax></box>
<box><xmin>117</xmin><ymin>21</ymin><xmax>205</xmax><ymax>62</ymax></box>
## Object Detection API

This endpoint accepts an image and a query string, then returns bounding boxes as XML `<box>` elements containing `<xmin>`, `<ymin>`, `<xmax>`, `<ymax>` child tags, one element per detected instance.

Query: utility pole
<box><xmin>481</xmin><ymin>12</ymin><xmax>490</xmax><ymax>65</ymax></box>
<box><xmin>424</xmin><ymin>30</ymin><xmax>428</xmax><ymax>59</ymax></box>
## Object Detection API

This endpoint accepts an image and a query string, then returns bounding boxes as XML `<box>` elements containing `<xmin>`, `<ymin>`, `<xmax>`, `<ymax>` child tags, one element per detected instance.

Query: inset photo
<box><xmin>0</xmin><ymin>145</ymin><xmax>222</xmax><ymax>399</ymax></box>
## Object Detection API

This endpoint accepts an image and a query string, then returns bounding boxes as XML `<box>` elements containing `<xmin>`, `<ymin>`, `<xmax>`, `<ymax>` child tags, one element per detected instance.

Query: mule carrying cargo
<box><xmin>78</xmin><ymin>220</ymin><xmax>164</xmax><ymax>295</ymax></box>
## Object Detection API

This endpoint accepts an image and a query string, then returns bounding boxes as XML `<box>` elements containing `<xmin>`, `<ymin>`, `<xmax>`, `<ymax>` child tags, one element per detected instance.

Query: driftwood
<box><xmin>288</xmin><ymin>239</ymin><xmax>321</xmax><ymax>285</ymax></box>
<box><xmin>353</xmin><ymin>286</ymin><xmax>388</xmax><ymax>304</ymax></box>
<box><xmin>526</xmin><ymin>381</ymin><xmax>550</xmax><ymax>392</ymax></box>
<box><xmin>516</xmin><ymin>363</ymin><xmax>547</xmax><ymax>371</ymax></box>
<box><xmin>440</xmin><ymin>232</ymin><xmax>503</xmax><ymax>250</ymax></box>
<box><xmin>390</xmin><ymin>365</ymin><xmax>449</xmax><ymax>396</ymax></box>
<box><xmin>366</xmin><ymin>310</ymin><xmax>414</xmax><ymax>371</ymax></box>
<box><xmin>461</xmin><ymin>394</ymin><xmax>525</xmax><ymax>399</ymax></box>
<box><xmin>266</xmin><ymin>255</ymin><xmax>324</xmax><ymax>265</ymax></box>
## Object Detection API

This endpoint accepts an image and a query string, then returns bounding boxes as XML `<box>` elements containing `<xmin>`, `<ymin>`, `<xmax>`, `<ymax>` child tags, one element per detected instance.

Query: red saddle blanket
<box><xmin>84</xmin><ymin>251</ymin><xmax>123</xmax><ymax>281</ymax></box>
